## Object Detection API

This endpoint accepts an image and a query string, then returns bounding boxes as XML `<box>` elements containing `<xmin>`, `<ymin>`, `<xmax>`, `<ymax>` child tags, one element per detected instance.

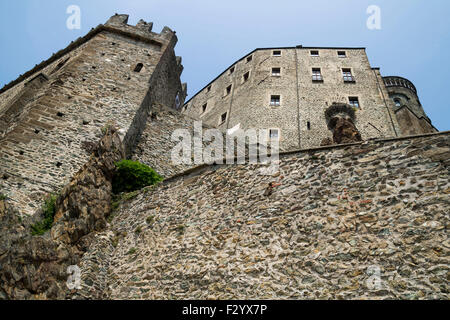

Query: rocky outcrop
<box><xmin>332</xmin><ymin>117</ymin><xmax>362</xmax><ymax>144</ymax></box>
<box><xmin>322</xmin><ymin>103</ymin><xmax>363</xmax><ymax>146</ymax></box>
<box><xmin>0</xmin><ymin>126</ymin><xmax>124</xmax><ymax>299</ymax></box>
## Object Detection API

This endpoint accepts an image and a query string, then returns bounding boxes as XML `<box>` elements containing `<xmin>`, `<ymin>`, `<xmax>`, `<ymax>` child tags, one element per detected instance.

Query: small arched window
<box><xmin>394</xmin><ymin>99</ymin><xmax>401</xmax><ymax>107</ymax></box>
<box><xmin>134</xmin><ymin>63</ymin><xmax>144</xmax><ymax>73</ymax></box>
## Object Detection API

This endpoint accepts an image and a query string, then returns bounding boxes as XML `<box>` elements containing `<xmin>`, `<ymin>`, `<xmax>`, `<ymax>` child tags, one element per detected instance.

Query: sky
<box><xmin>0</xmin><ymin>0</ymin><xmax>449</xmax><ymax>131</ymax></box>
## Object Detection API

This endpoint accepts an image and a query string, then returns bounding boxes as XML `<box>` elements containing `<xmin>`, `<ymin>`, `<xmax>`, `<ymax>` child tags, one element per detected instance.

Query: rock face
<box><xmin>74</xmin><ymin>131</ymin><xmax>449</xmax><ymax>300</ymax></box>
<box><xmin>332</xmin><ymin>117</ymin><xmax>362</xmax><ymax>145</ymax></box>
<box><xmin>322</xmin><ymin>103</ymin><xmax>363</xmax><ymax>146</ymax></box>
<box><xmin>0</xmin><ymin>126</ymin><xmax>124</xmax><ymax>299</ymax></box>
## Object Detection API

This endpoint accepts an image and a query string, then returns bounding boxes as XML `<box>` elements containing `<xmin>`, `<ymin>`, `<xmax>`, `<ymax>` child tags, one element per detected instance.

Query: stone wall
<box><xmin>182</xmin><ymin>47</ymin><xmax>436</xmax><ymax>150</ymax></box>
<box><xmin>0</xmin><ymin>15</ymin><xmax>185</xmax><ymax>215</ymax></box>
<box><xmin>132</xmin><ymin>103</ymin><xmax>215</xmax><ymax>178</ymax></box>
<box><xmin>76</xmin><ymin>131</ymin><xmax>449</xmax><ymax>299</ymax></box>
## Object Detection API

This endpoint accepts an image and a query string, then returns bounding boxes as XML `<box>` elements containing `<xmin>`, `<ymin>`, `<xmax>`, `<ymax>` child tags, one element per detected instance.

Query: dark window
<box><xmin>312</xmin><ymin>68</ymin><xmax>323</xmax><ymax>82</ymax></box>
<box><xmin>221</xmin><ymin>113</ymin><xmax>227</xmax><ymax>123</ymax></box>
<box><xmin>394</xmin><ymin>99</ymin><xmax>401</xmax><ymax>107</ymax></box>
<box><xmin>310</xmin><ymin>50</ymin><xmax>319</xmax><ymax>57</ymax></box>
<box><xmin>202</xmin><ymin>103</ymin><xmax>207</xmax><ymax>113</ymax></box>
<box><xmin>342</xmin><ymin>68</ymin><xmax>355</xmax><ymax>82</ymax></box>
<box><xmin>134</xmin><ymin>63</ymin><xmax>144</xmax><ymax>72</ymax></box>
<box><xmin>269</xmin><ymin>129</ymin><xmax>279</xmax><ymax>139</ymax></box>
<box><xmin>207</xmin><ymin>85</ymin><xmax>212</xmax><ymax>92</ymax></box>
<box><xmin>272</xmin><ymin>68</ymin><xmax>281</xmax><ymax>76</ymax></box>
<box><xmin>243</xmin><ymin>72</ymin><xmax>250</xmax><ymax>82</ymax></box>
<box><xmin>349</xmin><ymin>97</ymin><xmax>360</xmax><ymax>108</ymax></box>
<box><xmin>338</xmin><ymin>51</ymin><xmax>347</xmax><ymax>58</ymax></box>
<box><xmin>230</xmin><ymin>66</ymin><xmax>235</xmax><ymax>74</ymax></box>
<box><xmin>273</xmin><ymin>50</ymin><xmax>281</xmax><ymax>56</ymax></box>
<box><xmin>226</xmin><ymin>85</ymin><xmax>232</xmax><ymax>95</ymax></box>
<box><xmin>270</xmin><ymin>95</ymin><xmax>281</xmax><ymax>106</ymax></box>
<box><xmin>307</xmin><ymin>122</ymin><xmax>311</xmax><ymax>130</ymax></box>
<box><xmin>247</xmin><ymin>55</ymin><xmax>253</xmax><ymax>63</ymax></box>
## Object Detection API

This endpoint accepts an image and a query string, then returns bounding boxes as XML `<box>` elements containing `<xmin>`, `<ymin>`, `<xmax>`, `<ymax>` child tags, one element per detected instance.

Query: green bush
<box><xmin>112</xmin><ymin>160</ymin><xmax>163</xmax><ymax>194</ymax></box>
<box><xmin>31</xmin><ymin>194</ymin><xmax>57</xmax><ymax>236</ymax></box>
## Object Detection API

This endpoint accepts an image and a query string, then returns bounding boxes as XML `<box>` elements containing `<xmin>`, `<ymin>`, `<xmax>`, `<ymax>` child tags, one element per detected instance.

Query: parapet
<box><xmin>0</xmin><ymin>14</ymin><xmax>178</xmax><ymax>95</ymax></box>
<box><xmin>104</xmin><ymin>13</ymin><xmax>175</xmax><ymax>42</ymax></box>
<box><xmin>383</xmin><ymin>76</ymin><xmax>417</xmax><ymax>95</ymax></box>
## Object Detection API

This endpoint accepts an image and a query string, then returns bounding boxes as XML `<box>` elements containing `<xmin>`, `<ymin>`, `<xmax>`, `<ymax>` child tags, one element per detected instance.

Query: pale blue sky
<box><xmin>1</xmin><ymin>0</ymin><xmax>449</xmax><ymax>130</ymax></box>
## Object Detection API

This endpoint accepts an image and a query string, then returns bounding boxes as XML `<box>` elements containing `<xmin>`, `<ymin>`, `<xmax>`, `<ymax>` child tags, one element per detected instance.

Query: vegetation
<box><xmin>0</xmin><ymin>193</ymin><xmax>7</xmax><ymax>201</ymax></box>
<box><xmin>31</xmin><ymin>194</ymin><xmax>58</xmax><ymax>236</ymax></box>
<box><xmin>112</xmin><ymin>160</ymin><xmax>163</xmax><ymax>194</ymax></box>
<box><xmin>127</xmin><ymin>247</ymin><xmax>137</xmax><ymax>255</ymax></box>
<box><xmin>146</xmin><ymin>215</ymin><xmax>155</xmax><ymax>225</ymax></box>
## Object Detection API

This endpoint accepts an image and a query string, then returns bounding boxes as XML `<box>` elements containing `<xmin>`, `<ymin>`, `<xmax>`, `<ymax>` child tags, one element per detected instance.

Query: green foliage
<box><xmin>31</xmin><ymin>194</ymin><xmax>57</xmax><ymax>236</ymax></box>
<box><xmin>127</xmin><ymin>247</ymin><xmax>137</xmax><ymax>255</ymax></box>
<box><xmin>146</xmin><ymin>215</ymin><xmax>155</xmax><ymax>225</ymax></box>
<box><xmin>0</xmin><ymin>193</ymin><xmax>7</xmax><ymax>201</ymax></box>
<box><xmin>112</xmin><ymin>160</ymin><xmax>163</xmax><ymax>194</ymax></box>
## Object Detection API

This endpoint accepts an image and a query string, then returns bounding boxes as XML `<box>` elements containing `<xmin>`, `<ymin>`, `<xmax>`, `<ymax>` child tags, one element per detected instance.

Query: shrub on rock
<box><xmin>112</xmin><ymin>160</ymin><xmax>162</xmax><ymax>194</ymax></box>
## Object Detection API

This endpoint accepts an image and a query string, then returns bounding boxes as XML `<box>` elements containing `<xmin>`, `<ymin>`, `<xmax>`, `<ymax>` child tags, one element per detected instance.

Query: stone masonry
<box><xmin>0</xmin><ymin>14</ymin><xmax>447</xmax><ymax>301</ymax></box>
<box><xmin>74</xmin><ymin>131</ymin><xmax>449</xmax><ymax>299</ymax></box>
<box><xmin>0</xmin><ymin>14</ymin><xmax>187</xmax><ymax>215</ymax></box>
<box><xmin>182</xmin><ymin>47</ymin><xmax>437</xmax><ymax>150</ymax></box>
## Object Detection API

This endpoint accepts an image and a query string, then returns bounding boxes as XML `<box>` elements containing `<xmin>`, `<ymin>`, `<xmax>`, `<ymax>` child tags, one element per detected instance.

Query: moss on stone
<box><xmin>31</xmin><ymin>194</ymin><xmax>58</xmax><ymax>236</ymax></box>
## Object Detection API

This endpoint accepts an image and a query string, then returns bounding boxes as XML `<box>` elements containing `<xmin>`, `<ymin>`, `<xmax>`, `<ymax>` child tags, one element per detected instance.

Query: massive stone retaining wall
<box><xmin>75</xmin><ymin>131</ymin><xmax>449</xmax><ymax>300</ymax></box>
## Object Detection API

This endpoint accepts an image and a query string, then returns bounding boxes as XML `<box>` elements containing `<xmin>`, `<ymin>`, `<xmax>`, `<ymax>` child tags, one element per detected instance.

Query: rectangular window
<box><xmin>342</xmin><ymin>68</ymin><xmax>355</xmax><ymax>82</ymax></box>
<box><xmin>229</xmin><ymin>66</ymin><xmax>235</xmax><ymax>74</ymax></box>
<box><xmin>226</xmin><ymin>84</ymin><xmax>232</xmax><ymax>95</ymax></box>
<box><xmin>243</xmin><ymin>71</ymin><xmax>250</xmax><ymax>82</ymax></box>
<box><xmin>269</xmin><ymin>129</ymin><xmax>279</xmax><ymax>140</ymax></box>
<box><xmin>273</xmin><ymin>50</ymin><xmax>281</xmax><ymax>56</ymax></box>
<box><xmin>312</xmin><ymin>68</ymin><xmax>323</xmax><ymax>82</ymax></box>
<box><xmin>349</xmin><ymin>97</ymin><xmax>360</xmax><ymax>108</ymax></box>
<box><xmin>338</xmin><ymin>51</ymin><xmax>347</xmax><ymax>58</ymax></box>
<box><xmin>272</xmin><ymin>67</ymin><xmax>281</xmax><ymax>76</ymax></box>
<box><xmin>221</xmin><ymin>112</ymin><xmax>227</xmax><ymax>124</ymax></box>
<box><xmin>310</xmin><ymin>50</ymin><xmax>319</xmax><ymax>57</ymax></box>
<box><xmin>246</xmin><ymin>55</ymin><xmax>253</xmax><ymax>63</ymax></box>
<box><xmin>270</xmin><ymin>95</ymin><xmax>281</xmax><ymax>106</ymax></box>
<box><xmin>307</xmin><ymin>121</ymin><xmax>311</xmax><ymax>130</ymax></box>
<box><xmin>202</xmin><ymin>103</ymin><xmax>207</xmax><ymax>113</ymax></box>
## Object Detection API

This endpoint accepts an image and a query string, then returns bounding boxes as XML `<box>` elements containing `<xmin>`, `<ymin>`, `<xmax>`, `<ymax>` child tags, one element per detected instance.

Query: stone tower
<box><xmin>383</xmin><ymin>76</ymin><xmax>435</xmax><ymax>135</ymax></box>
<box><xmin>0</xmin><ymin>14</ymin><xmax>187</xmax><ymax>215</ymax></box>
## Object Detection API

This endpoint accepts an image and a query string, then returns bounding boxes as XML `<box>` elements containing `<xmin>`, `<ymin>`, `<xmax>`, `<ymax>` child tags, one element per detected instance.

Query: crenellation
<box><xmin>0</xmin><ymin>14</ymin><xmax>185</xmax><ymax>215</ymax></box>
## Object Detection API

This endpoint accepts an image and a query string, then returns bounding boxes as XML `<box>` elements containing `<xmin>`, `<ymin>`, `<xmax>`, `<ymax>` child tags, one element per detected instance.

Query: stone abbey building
<box><xmin>0</xmin><ymin>15</ymin><xmax>448</xmax><ymax>300</ymax></box>
<box><xmin>182</xmin><ymin>47</ymin><xmax>437</xmax><ymax>150</ymax></box>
